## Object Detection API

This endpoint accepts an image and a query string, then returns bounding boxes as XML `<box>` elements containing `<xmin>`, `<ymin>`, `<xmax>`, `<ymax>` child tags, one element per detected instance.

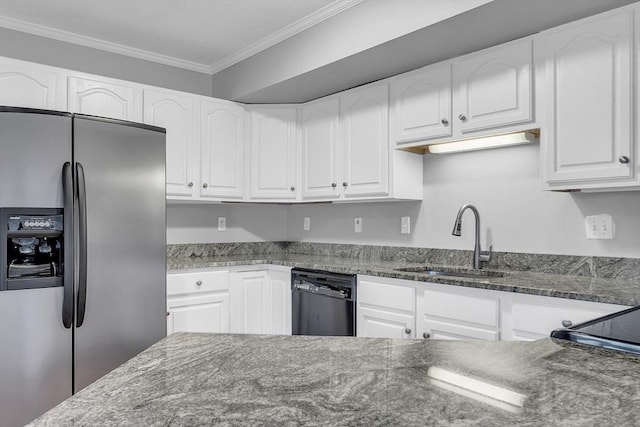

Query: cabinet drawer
<box><xmin>358</xmin><ymin>279</ymin><xmax>415</xmax><ymax>312</ymax></box>
<box><xmin>167</xmin><ymin>270</ymin><xmax>229</xmax><ymax>296</ymax></box>
<box><xmin>423</xmin><ymin>288</ymin><xmax>499</xmax><ymax>329</ymax></box>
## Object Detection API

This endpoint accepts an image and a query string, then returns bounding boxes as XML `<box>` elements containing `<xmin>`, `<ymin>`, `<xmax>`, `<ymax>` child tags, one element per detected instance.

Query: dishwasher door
<box><xmin>291</xmin><ymin>270</ymin><xmax>356</xmax><ymax>336</ymax></box>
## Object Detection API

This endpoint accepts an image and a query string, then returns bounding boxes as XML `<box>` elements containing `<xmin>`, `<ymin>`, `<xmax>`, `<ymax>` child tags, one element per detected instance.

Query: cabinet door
<box><xmin>200</xmin><ymin>99</ymin><xmax>244</xmax><ymax>199</ymax></box>
<box><xmin>143</xmin><ymin>89</ymin><xmax>197</xmax><ymax>197</ymax></box>
<box><xmin>167</xmin><ymin>293</ymin><xmax>230</xmax><ymax>334</ymax></box>
<box><xmin>391</xmin><ymin>63</ymin><xmax>452</xmax><ymax>144</ymax></box>
<box><xmin>422</xmin><ymin>319</ymin><xmax>499</xmax><ymax>341</ymax></box>
<box><xmin>268</xmin><ymin>269</ymin><xmax>292</xmax><ymax>335</ymax></box>
<box><xmin>539</xmin><ymin>10</ymin><xmax>634</xmax><ymax>185</ymax></box>
<box><xmin>358</xmin><ymin>306</ymin><xmax>414</xmax><ymax>339</ymax></box>
<box><xmin>340</xmin><ymin>83</ymin><xmax>389</xmax><ymax>198</ymax></box>
<box><xmin>301</xmin><ymin>97</ymin><xmax>340</xmax><ymax>200</ymax></box>
<box><xmin>232</xmin><ymin>270</ymin><xmax>270</xmax><ymax>334</ymax></box>
<box><xmin>68</xmin><ymin>76</ymin><xmax>142</xmax><ymax>121</ymax></box>
<box><xmin>453</xmin><ymin>39</ymin><xmax>532</xmax><ymax>134</ymax></box>
<box><xmin>0</xmin><ymin>58</ymin><xmax>65</xmax><ymax>110</ymax></box>
<box><xmin>250</xmin><ymin>107</ymin><xmax>297</xmax><ymax>199</ymax></box>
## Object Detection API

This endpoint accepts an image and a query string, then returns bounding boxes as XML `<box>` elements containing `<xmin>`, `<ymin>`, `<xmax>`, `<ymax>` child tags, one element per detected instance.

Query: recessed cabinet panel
<box><xmin>454</xmin><ymin>39</ymin><xmax>532</xmax><ymax>134</ymax></box>
<box><xmin>358</xmin><ymin>306</ymin><xmax>414</xmax><ymax>339</ymax></box>
<box><xmin>540</xmin><ymin>9</ymin><xmax>634</xmax><ymax>186</ymax></box>
<box><xmin>424</xmin><ymin>319</ymin><xmax>499</xmax><ymax>341</ymax></box>
<box><xmin>422</xmin><ymin>288</ymin><xmax>499</xmax><ymax>329</ymax></box>
<box><xmin>0</xmin><ymin>59</ymin><xmax>64</xmax><ymax>110</ymax></box>
<box><xmin>250</xmin><ymin>107</ymin><xmax>297</xmax><ymax>199</ymax></box>
<box><xmin>168</xmin><ymin>293</ymin><xmax>230</xmax><ymax>334</ymax></box>
<box><xmin>200</xmin><ymin>99</ymin><xmax>244</xmax><ymax>199</ymax></box>
<box><xmin>143</xmin><ymin>89</ymin><xmax>196</xmax><ymax>197</ymax></box>
<box><xmin>68</xmin><ymin>76</ymin><xmax>141</xmax><ymax>121</ymax></box>
<box><xmin>340</xmin><ymin>84</ymin><xmax>389</xmax><ymax>198</ymax></box>
<box><xmin>391</xmin><ymin>64</ymin><xmax>452</xmax><ymax>144</ymax></box>
<box><xmin>301</xmin><ymin>97</ymin><xmax>340</xmax><ymax>199</ymax></box>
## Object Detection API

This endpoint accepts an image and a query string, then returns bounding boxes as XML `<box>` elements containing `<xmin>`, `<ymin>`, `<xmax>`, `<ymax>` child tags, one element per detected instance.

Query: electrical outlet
<box><xmin>303</xmin><ymin>217</ymin><xmax>311</xmax><ymax>231</ymax></box>
<box><xmin>354</xmin><ymin>217</ymin><xmax>362</xmax><ymax>233</ymax></box>
<box><xmin>401</xmin><ymin>216</ymin><xmax>411</xmax><ymax>234</ymax></box>
<box><xmin>217</xmin><ymin>217</ymin><xmax>226</xmax><ymax>232</ymax></box>
<box><xmin>585</xmin><ymin>214</ymin><xmax>614</xmax><ymax>239</ymax></box>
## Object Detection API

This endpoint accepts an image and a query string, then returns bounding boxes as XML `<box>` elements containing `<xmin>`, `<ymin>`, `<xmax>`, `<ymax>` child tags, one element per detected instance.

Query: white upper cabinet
<box><xmin>340</xmin><ymin>83</ymin><xmax>390</xmax><ymax>198</ymax></box>
<box><xmin>143</xmin><ymin>89</ymin><xmax>197</xmax><ymax>198</ymax></box>
<box><xmin>301</xmin><ymin>97</ymin><xmax>340</xmax><ymax>200</ymax></box>
<box><xmin>0</xmin><ymin>58</ymin><xmax>65</xmax><ymax>110</ymax></box>
<box><xmin>391</xmin><ymin>63</ymin><xmax>452</xmax><ymax>144</ymax></box>
<box><xmin>199</xmin><ymin>99</ymin><xmax>244</xmax><ymax>200</ymax></box>
<box><xmin>68</xmin><ymin>76</ymin><xmax>142</xmax><ymax>121</ymax></box>
<box><xmin>538</xmin><ymin>6</ymin><xmax>637</xmax><ymax>190</ymax></box>
<box><xmin>453</xmin><ymin>38</ymin><xmax>533</xmax><ymax>134</ymax></box>
<box><xmin>249</xmin><ymin>106</ymin><xmax>298</xmax><ymax>200</ymax></box>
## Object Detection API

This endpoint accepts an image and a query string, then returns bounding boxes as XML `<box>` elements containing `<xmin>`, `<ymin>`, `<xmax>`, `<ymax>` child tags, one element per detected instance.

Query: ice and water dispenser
<box><xmin>0</xmin><ymin>208</ymin><xmax>64</xmax><ymax>290</ymax></box>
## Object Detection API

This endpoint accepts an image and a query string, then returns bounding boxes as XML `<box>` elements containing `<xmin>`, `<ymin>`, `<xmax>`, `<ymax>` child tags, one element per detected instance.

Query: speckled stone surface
<box><xmin>29</xmin><ymin>333</ymin><xmax>640</xmax><ymax>426</ymax></box>
<box><xmin>167</xmin><ymin>251</ymin><xmax>640</xmax><ymax>307</ymax></box>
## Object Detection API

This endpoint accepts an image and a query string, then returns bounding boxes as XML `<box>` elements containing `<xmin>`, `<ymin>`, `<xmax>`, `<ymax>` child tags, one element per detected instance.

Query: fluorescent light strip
<box><xmin>427</xmin><ymin>366</ymin><xmax>526</xmax><ymax>412</ymax></box>
<box><xmin>427</xmin><ymin>131</ymin><xmax>536</xmax><ymax>154</ymax></box>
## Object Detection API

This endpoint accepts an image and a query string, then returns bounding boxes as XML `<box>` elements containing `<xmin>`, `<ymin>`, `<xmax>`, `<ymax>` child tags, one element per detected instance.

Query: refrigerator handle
<box><xmin>76</xmin><ymin>162</ymin><xmax>88</xmax><ymax>328</ymax></box>
<box><xmin>62</xmin><ymin>162</ymin><xmax>74</xmax><ymax>329</ymax></box>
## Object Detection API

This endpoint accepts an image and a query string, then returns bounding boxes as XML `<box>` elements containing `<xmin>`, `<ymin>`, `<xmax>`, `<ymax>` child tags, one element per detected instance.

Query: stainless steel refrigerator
<box><xmin>0</xmin><ymin>107</ymin><xmax>167</xmax><ymax>427</ymax></box>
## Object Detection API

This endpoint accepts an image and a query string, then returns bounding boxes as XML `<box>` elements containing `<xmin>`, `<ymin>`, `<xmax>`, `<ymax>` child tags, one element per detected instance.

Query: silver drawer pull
<box><xmin>196</xmin><ymin>280</ymin><xmax>202</xmax><ymax>287</ymax></box>
<box><xmin>423</xmin><ymin>332</ymin><xmax>430</xmax><ymax>339</ymax></box>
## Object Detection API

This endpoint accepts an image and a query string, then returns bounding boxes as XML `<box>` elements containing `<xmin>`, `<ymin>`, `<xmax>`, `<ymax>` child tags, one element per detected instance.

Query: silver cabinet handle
<box><xmin>196</xmin><ymin>280</ymin><xmax>202</xmax><ymax>287</ymax></box>
<box><xmin>441</xmin><ymin>118</ymin><xmax>449</xmax><ymax>126</ymax></box>
<box><xmin>331</xmin><ymin>182</ymin><xmax>337</xmax><ymax>188</ymax></box>
<box><xmin>619</xmin><ymin>156</ymin><xmax>630</xmax><ymax>164</ymax></box>
<box><xmin>458</xmin><ymin>114</ymin><xmax>467</xmax><ymax>122</ymax></box>
<box><xmin>187</xmin><ymin>182</ymin><xmax>194</xmax><ymax>188</ymax></box>
<box><xmin>166</xmin><ymin>311</ymin><xmax>170</xmax><ymax>317</ymax></box>
<box><xmin>342</xmin><ymin>182</ymin><xmax>348</xmax><ymax>187</ymax></box>
<box><xmin>404</xmin><ymin>327</ymin><xmax>412</xmax><ymax>335</ymax></box>
<box><xmin>561</xmin><ymin>320</ymin><xmax>572</xmax><ymax>328</ymax></box>
<box><xmin>202</xmin><ymin>183</ymin><xmax>208</xmax><ymax>189</ymax></box>
<box><xmin>423</xmin><ymin>332</ymin><xmax>430</xmax><ymax>339</ymax></box>
<box><xmin>290</xmin><ymin>186</ymin><xmax>295</xmax><ymax>191</ymax></box>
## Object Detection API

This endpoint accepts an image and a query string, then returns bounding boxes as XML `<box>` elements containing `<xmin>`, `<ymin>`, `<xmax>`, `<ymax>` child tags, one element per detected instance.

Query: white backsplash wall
<box><xmin>286</xmin><ymin>143</ymin><xmax>640</xmax><ymax>258</ymax></box>
<box><xmin>167</xmin><ymin>203</ymin><xmax>287</xmax><ymax>244</ymax></box>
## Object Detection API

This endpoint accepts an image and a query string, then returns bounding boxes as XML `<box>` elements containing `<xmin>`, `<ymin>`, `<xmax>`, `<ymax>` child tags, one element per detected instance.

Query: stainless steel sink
<box><xmin>393</xmin><ymin>266</ymin><xmax>505</xmax><ymax>279</ymax></box>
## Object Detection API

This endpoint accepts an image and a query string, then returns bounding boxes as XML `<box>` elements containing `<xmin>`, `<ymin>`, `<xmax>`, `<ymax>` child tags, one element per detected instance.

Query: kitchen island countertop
<box><xmin>168</xmin><ymin>254</ymin><xmax>640</xmax><ymax>306</ymax></box>
<box><xmin>29</xmin><ymin>333</ymin><xmax>640</xmax><ymax>426</ymax></box>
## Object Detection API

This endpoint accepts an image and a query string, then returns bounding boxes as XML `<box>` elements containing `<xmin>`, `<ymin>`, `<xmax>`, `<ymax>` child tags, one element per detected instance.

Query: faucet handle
<box><xmin>479</xmin><ymin>245</ymin><xmax>492</xmax><ymax>263</ymax></box>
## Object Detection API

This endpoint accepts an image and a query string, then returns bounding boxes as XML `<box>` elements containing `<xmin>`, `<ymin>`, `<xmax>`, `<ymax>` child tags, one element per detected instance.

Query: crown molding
<box><xmin>0</xmin><ymin>16</ymin><xmax>214</xmax><ymax>74</ymax></box>
<box><xmin>0</xmin><ymin>0</ymin><xmax>364</xmax><ymax>76</ymax></box>
<box><xmin>208</xmin><ymin>0</ymin><xmax>365</xmax><ymax>74</ymax></box>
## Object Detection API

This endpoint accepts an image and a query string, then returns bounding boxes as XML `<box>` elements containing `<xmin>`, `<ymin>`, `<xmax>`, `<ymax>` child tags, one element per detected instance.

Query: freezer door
<box><xmin>73</xmin><ymin>116</ymin><xmax>166</xmax><ymax>392</ymax></box>
<box><xmin>0</xmin><ymin>288</ymin><xmax>72</xmax><ymax>427</ymax></box>
<box><xmin>0</xmin><ymin>109</ymin><xmax>71</xmax><ymax>207</ymax></box>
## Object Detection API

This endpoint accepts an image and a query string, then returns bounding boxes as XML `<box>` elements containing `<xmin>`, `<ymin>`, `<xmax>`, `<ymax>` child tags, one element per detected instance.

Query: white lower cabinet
<box><xmin>501</xmin><ymin>293</ymin><xmax>628</xmax><ymax>341</ymax></box>
<box><xmin>357</xmin><ymin>276</ymin><xmax>416</xmax><ymax>339</ymax></box>
<box><xmin>166</xmin><ymin>270</ymin><xmax>230</xmax><ymax>335</ymax></box>
<box><xmin>229</xmin><ymin>267</ymin><xmax>292</xmax><ymax>335</ymax></box>
<box><xmin>357</xmin><ymin>274</ymin><xmax>628</xmax><ymax>342</ymax></box>
<box><xmin>418</xmin><ymin>284</ymin><xmax>500</xmax><ymax>341</ymax></box>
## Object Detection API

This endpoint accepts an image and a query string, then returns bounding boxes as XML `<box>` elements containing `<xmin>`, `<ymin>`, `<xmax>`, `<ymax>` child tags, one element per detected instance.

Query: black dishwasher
<box><xmin>291</xmin><ymin>268</ymin><xmax>356</xmax><ymax>336</ymax></box>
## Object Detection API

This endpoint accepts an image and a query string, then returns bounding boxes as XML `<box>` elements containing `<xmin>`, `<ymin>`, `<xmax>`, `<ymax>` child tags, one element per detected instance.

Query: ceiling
<box><xmin>0</xmin><ymin>0</ymin><xmax>360</xmax><ymax>73</ymax></box>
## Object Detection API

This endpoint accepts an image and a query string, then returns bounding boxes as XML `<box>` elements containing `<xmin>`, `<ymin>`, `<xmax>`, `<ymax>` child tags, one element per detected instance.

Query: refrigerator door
<box><xmin>72</xmin><ymin>115</ymin><xmax>166</xmax><ymax>392</ymax></box>
<box><xmin>0</xmin><ymin>108</ymin><xmax>73</xmax><ymax>427</ymax></box>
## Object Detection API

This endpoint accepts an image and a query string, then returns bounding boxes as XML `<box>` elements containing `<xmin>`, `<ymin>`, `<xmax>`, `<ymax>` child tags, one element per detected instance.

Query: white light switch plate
<box><xmin>585</xmin><ymin>214</ymin><xmax>613</xmax><ymax>239</ymax></box>
<box><xmin>303</xmin><ymin>217</ymin><xmax>310</xmax><ymax>231</ymax></box>
<box><xmin>354</xmin><ymin>217</ymin><xmax>362</xmax><ymax>233</ymax></box>
<box><xmin>218</xmin><ymin>217</ymin><xmax>226</xmax><ymax>232</ymax></box>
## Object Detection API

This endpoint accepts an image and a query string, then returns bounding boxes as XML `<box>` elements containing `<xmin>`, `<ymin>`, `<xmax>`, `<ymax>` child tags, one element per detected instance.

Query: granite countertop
<box><xmin>168</xmin><ymin>254</ymin><xmax>640</xmax><ymax>306</ymax></box>
<box><xmin>29</xmin><ymin>333</ymin><xmax>640</xmax><ymax>426</ymax></box>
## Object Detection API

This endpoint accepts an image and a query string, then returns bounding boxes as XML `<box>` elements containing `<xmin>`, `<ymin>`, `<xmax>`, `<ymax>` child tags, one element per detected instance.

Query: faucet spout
<box><xmin>451</xmin><ymin>204</ymin><xmax>491</xmax><ymax>270</ymax></box>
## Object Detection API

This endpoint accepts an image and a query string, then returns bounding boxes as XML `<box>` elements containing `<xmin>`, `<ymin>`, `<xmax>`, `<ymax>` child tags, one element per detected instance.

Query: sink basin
<box><xmin>394</xmin><ymin>266</ymin><xmax>505</xmax><ymax>279</ymax></box>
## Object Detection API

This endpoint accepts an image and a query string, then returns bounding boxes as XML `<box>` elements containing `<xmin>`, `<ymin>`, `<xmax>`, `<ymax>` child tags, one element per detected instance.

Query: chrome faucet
<box><xmin>451</xmin><ymin>204</ymin><xmax>491</xmax><ymax>270</ymax></box>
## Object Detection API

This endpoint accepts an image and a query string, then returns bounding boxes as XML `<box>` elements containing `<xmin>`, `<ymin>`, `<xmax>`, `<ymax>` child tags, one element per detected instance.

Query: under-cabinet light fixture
<box><xmin>427</xmin><ymin>131</ymin><xmax>537</xmax><ymax>154</ymax></box>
